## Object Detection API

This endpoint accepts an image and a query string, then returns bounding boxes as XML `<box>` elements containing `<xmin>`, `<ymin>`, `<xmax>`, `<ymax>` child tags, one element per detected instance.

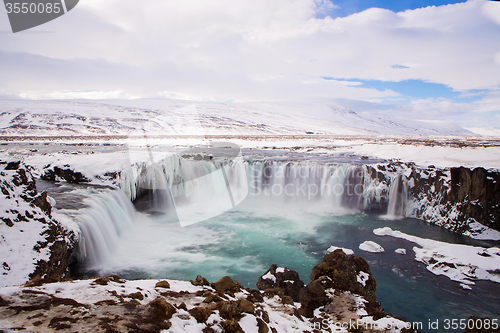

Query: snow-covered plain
<box><xmin>1</xmin><ymin>98</ymin><xmax>499</xmax><ymax>172</ymax></box>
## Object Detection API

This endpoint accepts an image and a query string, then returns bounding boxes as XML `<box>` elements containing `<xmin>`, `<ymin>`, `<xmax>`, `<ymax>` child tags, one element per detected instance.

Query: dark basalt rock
<box><xmin>300</xmin><ymin>249</ymin><xmax>382</xmax><ymax>317</ymax></box>
<box><xmin>219</xmin><ymin>301</ymin><xmax>244</xmax><ymax>320</ymax></box>
<box><xmin>155</xmin><ymin>280</ymin><xmax>171</xmax><ymax>289</ymax></box>
<box><xmin>191</xmin><ymin>274</ymin><xmax>210</xmax><ymax>286</ymax></box>
<box><xmin>406</xmin><ymin>165</ymin><xmax>500</xmax><ymax>233</ymax></box>
<box><xmin>149</xmin><ymin>297</ymin><xmax>176</xmax><ymax>320</ymax></box>
<box><xmin>246</xmin><ymin>289</ymin><xmax>264</xmax><ymax>303</ymax></box>
<box><xmin>29</xmin><ymin>238</ymin><xmax>74</xmax><ymax>284</ymax></box>
<box><xmin>4</xmin><ymin>161</ymin><xmax>21</xmax><ymax>170</ymax></box>
<box><xmin>221</xmin><ymin>319</ymin><xmax>244</xmax><ymax>333</ymax></box>
<box><xmin>298</xmin><ymin>278</ymin><xmax>330</xmax><ymax>317</ymax></box>
<box><xmin>448</xmin><ymin>167</ymin><xmax>500</xmax><ymax>232</ymax></box>
<box><xmin>31</xmin><ymin>191</ymin><xmax>52</xmax><ymax>217</ymax></box>
<box><xmin>41</xmin><ymin>166</ymin><xmax>90</xmax><ymax>183</ymax></box>
<box><xmin>189</xmin><ymin>306</ymin><xmax>213</xmax><ymax>323</ymax></box>
<box><xmin>366</xmin><ymin>162</ymin><xmax>500</xmax><ymax>235</ymax></box>
<box><xmin>310</xmin><ymin>250</ymin><xmax>377</xmax><ymax>300</ymax></box>
<box><xmin>256</xmin><ymin>264</ymin><xmax>305</xmax><ymax>302</ymax></box>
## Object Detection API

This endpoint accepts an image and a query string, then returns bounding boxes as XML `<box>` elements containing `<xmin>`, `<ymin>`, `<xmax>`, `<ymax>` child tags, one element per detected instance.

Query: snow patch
<box><xmin>240</xmin><ymin>314</ymin><xmax>258</xmax><ymax>333</ymax></box>
<box><xmin>463</xmin><ymin>221</ymin><xmax>500</xmax><ymax>241</ymax></box>
<box><xmin>357</xmin><ymin>271</ymin><xmax>370</xmax><ymax>287</ymax></box>
<box><xmin>395</xmin><ymin>248</ymin><xmax>406</xmax><ymax>255</ymax></box>
<box><xmin>276</xmin><ymin>267</ymin><xmax>285</xmax><ymax>274</ymax></box>
<box><xmin>327</xmin><ymin>246</ymin><xmax>354</xmax><ymax>255</ymax></box>
<box><xmin>262</xmin><ymin>271</ymin><xmax>276</xmax><ymax>283</ymax></box>
<box><xmin>359</xmin><ymin>241</ymin><xmax>385</xmax><ymax>253</ymax></box>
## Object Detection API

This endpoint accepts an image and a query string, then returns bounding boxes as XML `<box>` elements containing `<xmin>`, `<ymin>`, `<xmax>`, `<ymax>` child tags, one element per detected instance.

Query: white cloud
<box><xmin>495</xmin><ymin>50</ymin><xmax>500</xmax><ymax>65</ymax></box>
<box><xmin>482</xmin><ymin>0</ymin><xmax>500</xmax><ymax>25</ymax></box>
<box><xmin>0</xmin><ymin>0</ymin><xmax>499</xmax><ymax>122</ymax></box>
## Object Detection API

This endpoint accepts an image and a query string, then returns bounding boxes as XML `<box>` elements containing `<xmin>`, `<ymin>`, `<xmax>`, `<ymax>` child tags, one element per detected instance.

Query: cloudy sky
<box><xmin>1</xmin><ymin>0</ymin><xmax>500</xmax><ymax>133</ymax></box>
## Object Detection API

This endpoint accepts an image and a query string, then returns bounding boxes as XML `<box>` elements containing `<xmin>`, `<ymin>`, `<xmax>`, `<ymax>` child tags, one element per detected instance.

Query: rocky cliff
<box><xmin>0</xmin><ymin>160</ymin><xmax>78</xmax><ymax>287</ymax></box>
<box><xmin>365</xmin><ymin>163</ymin><xmax>500</xmax><ymax>238</ymax></box>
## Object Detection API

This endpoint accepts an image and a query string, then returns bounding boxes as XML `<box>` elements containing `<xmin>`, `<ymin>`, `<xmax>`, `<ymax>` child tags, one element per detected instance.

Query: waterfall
<box><xmin>120</xmin><ymin>155</ymin><xmax>249</xmax><ymax>226</ymax></box>
<box><xmin>75</xmin><ymin>190</ymin><xmax>136</xmax><ymax>266</ymax></box>
<box><xmin>120</xmin><ymin>156</ymin><xmax>379</xmax><ymax>218</ymax></box>
<box><xmin>246</xmin><ymin>161</ymin><xmax>365</xmax><ymax>210</ymax></box>
<box><xmin>386</xmin><ymin>174</ymin><xmax>408</xmax><ymax>219</ymax></box>
<box><xmin>75</xmin><ymin>157</ymin><xmax>402</xmax><ymax>270</ymax></box>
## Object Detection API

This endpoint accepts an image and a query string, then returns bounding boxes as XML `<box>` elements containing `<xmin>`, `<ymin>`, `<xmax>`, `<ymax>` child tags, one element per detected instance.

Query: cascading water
<box><xmin>75</xmin><ymin>190</ymin><xmax>137</xmax><ymax>267</ymax></box>
<box><xmin>120</xmin><ymin>155</ymin><xmax>248</xmax><ymax>226</ymax></box>
<box><xmin>245</xmin><ymin>161</ymin><xmax>366</xmax><ymax>213</ymax></box>
<box><xmin>386</xmin><ymin>174</ymin><xmax>408</xmax><ymax>219</ymax></box>
<box><xmin>76</xmin><ymin>156</ymin><xmax>391</xmax><ymax>269</ymax></box>
<box><xmin>120</xmin><ymin>156</ymin><xmax>378</xmax><ymax>215</ymax></box>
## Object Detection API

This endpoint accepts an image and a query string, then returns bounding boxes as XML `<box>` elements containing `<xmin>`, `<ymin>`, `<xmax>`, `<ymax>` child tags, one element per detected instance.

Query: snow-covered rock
<box><xmin>0</xmin><ymin>160</ymin><xmax>78</xmax><ymax>287</ymax></box>
<box><xmin>364</xmin><ymin>162</ymin><xmax>500</xmax><ymax>240</ymax></box>
<box><xmin>395</xmin><ymin>248</ymin><xmax>406</xmax><ymax>255</ymax></box>
<box><xmin>359</xmin><ymin>241</ymin><xmax>385</xmax><ymax>253</ymax></box>
<box><xmin>327</xmin><ymin>246</ymin><xmax>354</xmax><ymax>255</ymax></box>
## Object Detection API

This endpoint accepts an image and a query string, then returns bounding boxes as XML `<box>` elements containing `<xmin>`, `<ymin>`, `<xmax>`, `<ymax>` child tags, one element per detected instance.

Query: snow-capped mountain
<box><xmin>0</xmin><ymin>99</ymin><xmax>473</xmax><ymax>136</ymax></box>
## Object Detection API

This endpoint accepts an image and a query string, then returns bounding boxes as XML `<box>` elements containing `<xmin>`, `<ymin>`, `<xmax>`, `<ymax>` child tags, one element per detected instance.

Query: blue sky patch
<box><xmin>317</xmin><ymin>0</ymin><xmax>467</xmax><ymax>18</ymax></box>
<box><xmin>322</xmin><ymin>77</ymin><xmax>487</xmax><ymax>103</ymax></box>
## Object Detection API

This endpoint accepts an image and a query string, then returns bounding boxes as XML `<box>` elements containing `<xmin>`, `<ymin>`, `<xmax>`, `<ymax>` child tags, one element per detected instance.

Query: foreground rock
<box><xmin>0</xmin><ymin>255</ymin><xmax>416</xmax><ymax>332</ymax></box>
<box><xmin>0</xmin><ymin>160</ymin><xmax>78</xmax><ymax>287</ymax></box>
<box><xmin>300</xmin><ymin>249</ymin><xmax>382</xmax><ymax>318</ymax></box>
<box><xmin>256</xmin><ymin>264</ymin><xmax>305</xmax><ymax>302</ymax></box>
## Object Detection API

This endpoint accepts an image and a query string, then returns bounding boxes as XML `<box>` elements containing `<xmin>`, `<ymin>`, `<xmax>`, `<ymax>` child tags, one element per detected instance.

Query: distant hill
<box><xmin>0</xmin><ymin>99</ymin><xmax>473</xmax><ymax>137</ymax></box>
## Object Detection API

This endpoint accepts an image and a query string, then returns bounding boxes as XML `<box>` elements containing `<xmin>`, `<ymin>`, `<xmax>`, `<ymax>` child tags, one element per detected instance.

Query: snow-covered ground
<box><xmin>0</xmin><ymin>274</ymin><xmax>410</xmax><ymax>332</ymax></box>
<box><xmin>1</xmin><ymin>98</ymin><xmax>499</xmax><ymax>172</ymax></box>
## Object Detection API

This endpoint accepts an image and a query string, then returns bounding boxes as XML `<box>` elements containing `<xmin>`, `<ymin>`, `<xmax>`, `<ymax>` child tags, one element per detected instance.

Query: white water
<box><xmin>120</xmin><ymin>156</ymin><xmax>383</xmax><ymax>216</ymax></box>
<box><xmin>386</xmin><ymin>175</ymin><xmax>408</xmax><ymax>219</ymax></box>
<box><xmin>75</xmin><ymin>190</ymin><xmax>136</xmax><ymax>266</ymax></box>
